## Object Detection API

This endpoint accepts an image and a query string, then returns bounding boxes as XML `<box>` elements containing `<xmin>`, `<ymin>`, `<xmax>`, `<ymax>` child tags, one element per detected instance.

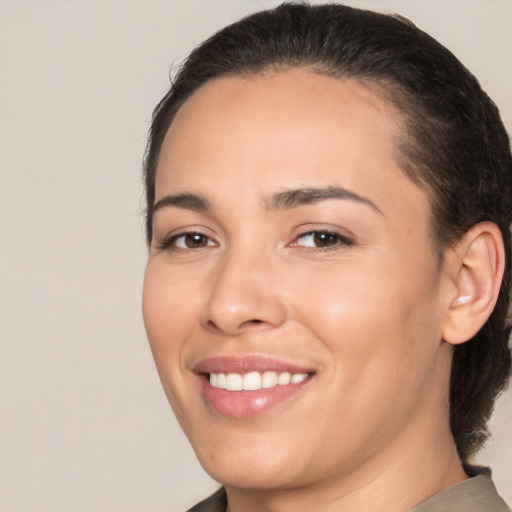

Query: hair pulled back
<box><xmin>144</xmin><ymin>3</ymin><xmax>512</xmax><ymax>461</ymax></box>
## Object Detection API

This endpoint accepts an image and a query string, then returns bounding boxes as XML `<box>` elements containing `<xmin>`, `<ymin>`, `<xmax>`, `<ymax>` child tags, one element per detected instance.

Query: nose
<box><xmin>200</xmin><ymin>247</ymin><xmax>287</xmax><ymax>336</ymax></box>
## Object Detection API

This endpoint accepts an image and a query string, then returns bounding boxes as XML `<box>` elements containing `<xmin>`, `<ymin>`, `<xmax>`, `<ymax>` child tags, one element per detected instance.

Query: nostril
<box><xmin>239</xmin><ymin>319</ymin><xmax>269</xmax><ymax>330</ymax></box>
<box><xmin>206</xmin><ymin>320</ymin><xmax>218</xmax><ymax>330</ymax></box>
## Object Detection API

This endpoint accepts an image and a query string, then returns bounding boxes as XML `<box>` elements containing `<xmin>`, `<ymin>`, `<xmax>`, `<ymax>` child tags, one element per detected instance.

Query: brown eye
<box><xmin>172</xmin><ymin>233</ymin><xmax>215</xmax><ymax>249</ymax></box>
<box><xmin>312</xmin><ymin>232</ymin><xmax>340</xmax><ymax>247</ymax></box>
<box><xmin>185</xmin><ymin>234</ymin><xmax>208</xmax><ymax>248</ymax></box>
<box><xmin>295</xmin><ymin>230</ymin><xmax>352</xmax><ymax>250</ymax></box>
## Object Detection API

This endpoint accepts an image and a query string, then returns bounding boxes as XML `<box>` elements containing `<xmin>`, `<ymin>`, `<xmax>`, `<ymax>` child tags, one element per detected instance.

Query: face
<box><xmin>143</xmin><ymin>69</ymin><xmax>454</xmax><ymax>491</ymax></box>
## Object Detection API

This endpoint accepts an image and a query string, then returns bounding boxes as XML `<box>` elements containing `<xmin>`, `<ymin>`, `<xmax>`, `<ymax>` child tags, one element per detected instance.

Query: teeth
<box><xmin>243</xmin><ymin>371</ymin><xmax>262</xmax><ymax>391</ymax></box>
<box><xmin>277</xmin><ymin>372</ymin><xmax>291</xmax><ymax>385</ymax></box>
<box><xmin>225</xmin><ymin>373</ymin><xmax>243</xmax><ymax>391</ymax></box>
<box><xmin>262</xmin><ymin>371</ymin><xmax>278</xmax><ymax>388</ymax></box>
<box><xmin>217</xmin><ymin>373</ymin><xmax>226</xmax><ymax>389</ymax></box>
<box><xmin>291</xmin><ymin>373</ymin><xmax>308</xmax><ymax>384</ymax></box>
<box><xmin>209</xmin><ymin>371</ymin><xmax>309</xmax><ymax>391</ymax></box>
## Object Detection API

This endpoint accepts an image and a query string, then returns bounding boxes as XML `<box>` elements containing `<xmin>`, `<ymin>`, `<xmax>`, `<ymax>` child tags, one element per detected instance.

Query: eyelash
<box><xmin>155</xmin><ymin>229</ymin><xmax>354</xmax><ymax>253</ymax></box>
<box><xmin>291</xmin><ymin>230</ymin><xmax>354</xmax><ymax>252</ymax></box>
<box><xmin>156</xmin><ymin>231</ymin><xmax>215</xmax><ymax>251</ymax></box>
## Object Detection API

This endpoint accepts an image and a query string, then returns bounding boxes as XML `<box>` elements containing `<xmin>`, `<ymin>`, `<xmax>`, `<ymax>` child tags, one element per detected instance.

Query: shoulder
<box><xmin>411</xmin><ymin>466</ymin><xmax>510</xmax><ymax>512</ymax></box>
<box><xmin>186</xmin><ymin>488</ymin><xmax>227</xmax><ymax>512</ymax></box>
<box><xmin>184</xmin><ymin>469</ymin><xmax>510</xmax><ymax>512</ymax></box>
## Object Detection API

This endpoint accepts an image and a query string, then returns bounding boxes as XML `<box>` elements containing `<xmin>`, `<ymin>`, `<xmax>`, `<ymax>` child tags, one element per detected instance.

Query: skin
<box><xmin>143</xmin><ymin>69</ymin><xmax>469</xmax><ymax>511</ymax></box>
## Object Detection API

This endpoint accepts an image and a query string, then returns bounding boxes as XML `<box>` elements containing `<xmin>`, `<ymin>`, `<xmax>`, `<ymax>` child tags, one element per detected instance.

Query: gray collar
<box><xmin>188</xmin><ymin>468</ymin><xmax>509</xmax><ymax>512</ymax></box>
<box><xmin>411</xmin><ymin>469</ymin><xmax>509</xmax><ymax>512</ymax></box>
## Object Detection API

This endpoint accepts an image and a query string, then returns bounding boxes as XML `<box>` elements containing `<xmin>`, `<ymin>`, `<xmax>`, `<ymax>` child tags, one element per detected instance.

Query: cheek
<box><xmin>142</xmin><ymin>263</ymin><xmax>200</xmax><ymax>369</ymax></box>
<box><xmin>289</xmin><ymin>252</ymin><xmax>443</xmax><ymax>384</ymax></box>
<box><xmin>290</xmin><ymin>257</ymin><xmax>444</xmax><ymax>445</ymax></box>
<box><xmin>142</xmin><ymin>262</ymin><xmax>208</xmax><ymax>427</ymax></box>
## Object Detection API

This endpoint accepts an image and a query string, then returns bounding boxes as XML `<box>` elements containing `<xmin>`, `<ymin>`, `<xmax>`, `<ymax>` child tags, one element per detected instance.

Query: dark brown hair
<box><xmin>143</xmin><ymin>2</ymin><xmax>512</xmax><ymax>461</ymax></box>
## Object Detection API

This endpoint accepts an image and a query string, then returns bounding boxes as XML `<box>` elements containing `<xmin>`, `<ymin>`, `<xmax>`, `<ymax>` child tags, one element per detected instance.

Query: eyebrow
<box><xmin>153</xmin><ymin>193</ymin><xmax>211</xmax><ymax>214</ymax></box>
<box><xmin>152</xmin><ymin>186</ymin><xmax>382</xmax><ymax>216</ymax></box>
<box><xmin>268</xmin><ymin>186</ymin><xmax>383</xmax><ymax>214</ymax></box>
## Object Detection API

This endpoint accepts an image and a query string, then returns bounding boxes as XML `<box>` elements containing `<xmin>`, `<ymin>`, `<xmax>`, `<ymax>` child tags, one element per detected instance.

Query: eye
<box><xmin>293</xmin><ymin>230</ymin><xmax>352</xmax><ymax>250</ymax></box>
<box><xmin>159</xmin><ymin>232</ymin><xmax>216</xmax><ymax>251</ymax></box>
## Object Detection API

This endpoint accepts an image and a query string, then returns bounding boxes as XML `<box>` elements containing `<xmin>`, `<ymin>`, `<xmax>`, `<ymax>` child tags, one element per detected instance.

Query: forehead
<box><xmin>155</xmin><ymin>69</ymin><xmax>427</xmax><ymax>224</ymax></box>
<box><xmin>162</xmin><ymin>70</ymin><xmax>398</xmax><ymax>157</ymax></box>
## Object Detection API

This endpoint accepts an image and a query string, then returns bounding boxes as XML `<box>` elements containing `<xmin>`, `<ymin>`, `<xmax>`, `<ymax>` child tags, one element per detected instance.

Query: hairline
<box><xmin>147</xmin><ymin>64</ymin><xmax>449</xmax><ymax>259</ymax></box>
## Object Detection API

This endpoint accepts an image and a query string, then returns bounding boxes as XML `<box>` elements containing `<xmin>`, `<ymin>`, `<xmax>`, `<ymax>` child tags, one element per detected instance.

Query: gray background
<box><xmin>1</xmin><ymin>0</ymin><xmax>511</xmax><ymax>510</ymax></box>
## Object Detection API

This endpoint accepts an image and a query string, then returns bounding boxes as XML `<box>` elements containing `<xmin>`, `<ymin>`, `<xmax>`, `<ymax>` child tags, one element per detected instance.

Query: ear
<box><xmin>442</xmin><ymin>222</ymin><xmax>505</xmax><ymax>345</ymax></box>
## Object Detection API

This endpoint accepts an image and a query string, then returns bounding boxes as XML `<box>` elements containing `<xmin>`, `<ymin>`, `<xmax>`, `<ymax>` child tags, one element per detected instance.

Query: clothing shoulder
<box><xmin>185</xmin><ymin>470</ymin><xmax>510</xmax><ymax>512</ymax></box>
<box><xmin>411</xmin><ymin>468</ymin><xmax>509</xmax><ymax>512</ymax></box>
<box><xmin>186</xmin><ymin>488</ymin><xmax>227</xmax><ymax>512</ymax></box>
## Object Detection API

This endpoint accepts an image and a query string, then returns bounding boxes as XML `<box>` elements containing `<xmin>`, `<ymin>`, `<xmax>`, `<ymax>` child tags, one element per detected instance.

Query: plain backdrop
<box><xmin>1</xmin><ymin>1</ymin><xmax>511</xmax><ymax>510</ymax></box>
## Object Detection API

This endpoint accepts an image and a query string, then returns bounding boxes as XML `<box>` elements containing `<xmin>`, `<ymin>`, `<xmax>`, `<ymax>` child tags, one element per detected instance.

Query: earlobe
<box><xmin>442</xmin><ymin>222</ymin><xmax>505</xmax><ymax>345</ymax></box>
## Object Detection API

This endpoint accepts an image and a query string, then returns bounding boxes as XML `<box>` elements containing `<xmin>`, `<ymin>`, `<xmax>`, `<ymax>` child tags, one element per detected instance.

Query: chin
<box><xmin>206</xmin><ymin>464</ymin><xmax>301</xmax><ymax>491</ymax></box>
<box><xmin>193</xmin><ymin>435</ymin><xmax>307</xmax><ymax>491</ymax></box>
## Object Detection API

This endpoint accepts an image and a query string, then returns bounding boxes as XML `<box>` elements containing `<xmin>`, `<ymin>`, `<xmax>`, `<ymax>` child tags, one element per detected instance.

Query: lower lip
<box><xmin>199</xmin><ymin>376</ymin><xmax>311</xmax><ymax>418</ymax></box>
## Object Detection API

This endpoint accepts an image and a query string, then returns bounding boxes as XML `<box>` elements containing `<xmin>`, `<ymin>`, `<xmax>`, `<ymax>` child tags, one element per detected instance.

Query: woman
<box><xmin>142</xmin><ymin>4</ymin><xmax>511</xmax><ymax>511</ymax></box>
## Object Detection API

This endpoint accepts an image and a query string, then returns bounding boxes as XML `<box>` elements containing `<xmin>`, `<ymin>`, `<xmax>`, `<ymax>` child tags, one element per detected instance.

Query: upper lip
<box><xmin>193</xmin><ymin>356</ymin><xmax>316</xmax><ymax>375</ymax></box>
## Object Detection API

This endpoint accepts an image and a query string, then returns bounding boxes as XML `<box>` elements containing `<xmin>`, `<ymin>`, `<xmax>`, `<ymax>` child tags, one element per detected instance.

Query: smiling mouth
<box><xmin>208</xmin><ymin>371</ymin><xmax>311</xmax><ymax>391</ymax></box>
<box><xmin>194</xmin><ymin>357</ymin><xmax>316</xmax><ymax>417</ymax></box>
